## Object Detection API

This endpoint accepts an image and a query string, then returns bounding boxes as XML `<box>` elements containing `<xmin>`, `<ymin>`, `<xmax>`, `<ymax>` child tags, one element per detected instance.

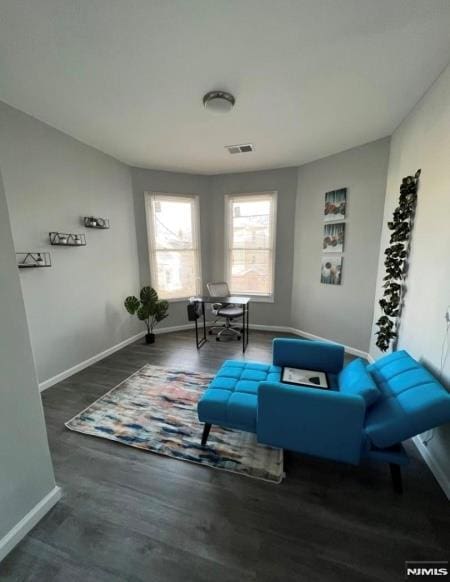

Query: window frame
<box><xmin>224</xmin><ymin>191</ymin><xmax>277</xmax><ymax>302</ymax></box>
<box><xmin>144</xmin><ymin>191</ymin><xmax>203</xmax><ymax>302</ymax></box>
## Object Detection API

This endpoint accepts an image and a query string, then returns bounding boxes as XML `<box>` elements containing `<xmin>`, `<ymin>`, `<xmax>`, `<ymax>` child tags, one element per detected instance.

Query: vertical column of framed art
<box><xmin>320</xmin><ymin>188</ymin><xmax>346</xmax><ymax>285</ymax></box>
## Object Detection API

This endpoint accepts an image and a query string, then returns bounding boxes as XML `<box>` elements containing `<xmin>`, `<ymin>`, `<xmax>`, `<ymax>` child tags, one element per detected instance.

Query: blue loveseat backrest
<box><xmin>272</xmin><ymin>338</ymin><xmax>344</xmax><ymax>374</ymax></box>
<box><xmin>364</xmin><ymin>351</ymin><xmax>450</xmax><ymax>448</ymax></box>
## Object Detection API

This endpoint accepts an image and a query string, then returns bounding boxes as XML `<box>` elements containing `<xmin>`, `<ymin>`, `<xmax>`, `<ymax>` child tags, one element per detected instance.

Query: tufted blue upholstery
<box><xmin>338</xmin><ymin>358</ymin><xmax>381</xmax><ymax>407</ymax></box>
<box><xmin>198</xmin><ymin>360</ymin><xmax>281</xmax><ymax>431</ymax></box>
<box><xmin>198</xmin><ymin>339</ymin><xmax>450</xmax><ymax>470</ymax></box>
<box><xmin>365</xmin><ymin>351</ymin><xmax>450</xmax><ymax>448</ymax></box>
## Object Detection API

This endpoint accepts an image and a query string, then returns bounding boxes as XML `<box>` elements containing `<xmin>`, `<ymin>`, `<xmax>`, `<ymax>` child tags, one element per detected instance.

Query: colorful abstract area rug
<box><xmin>65</xmin><ymin>364</ymin><xmax>283</xmax><ymax>483</ymax></box>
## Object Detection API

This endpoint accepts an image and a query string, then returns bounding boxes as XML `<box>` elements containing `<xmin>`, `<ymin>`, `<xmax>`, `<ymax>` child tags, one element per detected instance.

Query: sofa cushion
<box><xmin>365</xmin><ymin>351</ymin><xmax>450</xmax><ymax>448</ymax></box>
<box><xmin>338</xmin><ymin>358</ymin><xmax>380</xmax><ymax>407</ymax></box>
<box><xmin>198</xmin><ymin>360</ymin><xmax>281</xmax><ymax>432</ymax></box>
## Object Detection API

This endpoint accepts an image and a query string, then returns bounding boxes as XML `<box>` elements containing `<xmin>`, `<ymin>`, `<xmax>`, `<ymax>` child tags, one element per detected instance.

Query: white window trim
<box><xmin>144</xmin><ymin>192</ymin><xmax>203</xmax><ymax>302</ymax></box>
<box><xmin>224</xmin><ymin>191</ymin><xmax>277</xmax><ymax>303</ymax></box>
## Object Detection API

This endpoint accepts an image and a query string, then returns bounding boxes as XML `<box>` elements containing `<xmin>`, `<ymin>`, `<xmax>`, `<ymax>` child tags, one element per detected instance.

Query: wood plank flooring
<box><xmin>1</xmin><ymin>330</ymin><xmax>449</xmax><ymax>581</ymax></box>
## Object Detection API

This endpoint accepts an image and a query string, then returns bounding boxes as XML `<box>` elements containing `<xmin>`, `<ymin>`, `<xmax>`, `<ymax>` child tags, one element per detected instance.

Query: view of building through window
<box><xmin>146</xmin><ymin>194</ymin><xmax>201</xmax><ymax>300</ymax></box>
<box><xmin>226</xmin><ymin>193</ymin><xmax>276</xmax><ymax>296</ymax></box>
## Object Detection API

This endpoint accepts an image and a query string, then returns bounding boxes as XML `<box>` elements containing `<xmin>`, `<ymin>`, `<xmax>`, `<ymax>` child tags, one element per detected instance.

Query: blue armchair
<box><xmin>198</xmin><ymin>338</ymin><xmax>450</xmax><ymax>492</ymax></box>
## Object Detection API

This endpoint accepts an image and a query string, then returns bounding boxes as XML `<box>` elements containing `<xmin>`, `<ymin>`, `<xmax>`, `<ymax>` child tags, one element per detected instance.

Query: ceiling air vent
<box><xmin>225</xmin><ymin>143</ymin><xmax>254</xmax><ymax>154</ymax></box>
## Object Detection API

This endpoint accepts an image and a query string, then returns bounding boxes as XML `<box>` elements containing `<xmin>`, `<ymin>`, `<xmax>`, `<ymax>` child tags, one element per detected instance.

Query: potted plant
<box><xmin>124</xmin><ymin>286</ymin><xmax>169</xmax><ymax>344</ymax></box>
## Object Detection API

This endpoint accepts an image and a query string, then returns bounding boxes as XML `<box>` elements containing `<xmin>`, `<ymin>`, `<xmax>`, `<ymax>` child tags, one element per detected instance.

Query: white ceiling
<box><xmin>1</xmin><ymin>1</ymin><xmax>450</xmax><ymax>175</ymax></box>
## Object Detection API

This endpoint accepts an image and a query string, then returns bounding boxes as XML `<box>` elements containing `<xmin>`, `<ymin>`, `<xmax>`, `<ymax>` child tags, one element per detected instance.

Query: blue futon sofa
<box><xmin>198</xmin><ymin>338</ymin><xmax>450</xmax><ymax>491</ymax></box>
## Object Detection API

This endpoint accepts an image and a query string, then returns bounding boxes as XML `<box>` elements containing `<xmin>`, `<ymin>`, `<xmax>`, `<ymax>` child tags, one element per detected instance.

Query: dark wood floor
<box><xmin>2</xmin><ymin>330</ymin><xmax>449</xmax><ymax>581</ymax></box>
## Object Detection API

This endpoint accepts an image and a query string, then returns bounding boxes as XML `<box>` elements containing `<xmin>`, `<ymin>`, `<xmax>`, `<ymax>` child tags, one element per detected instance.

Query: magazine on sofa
<box><xmin>281</xmin><ymin>367</ymin><xmax>329</xmax><ymax>389</ymax></box>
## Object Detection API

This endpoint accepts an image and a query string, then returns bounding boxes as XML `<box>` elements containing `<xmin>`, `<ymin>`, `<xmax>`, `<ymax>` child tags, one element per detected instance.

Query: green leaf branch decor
<box><xmin>375</xmin><ymin>170</ymin><xmax>420</xmax><ymax>352</ymax></box>
<box><xmin>124</xmin><ymin>286</ymin><xmax>169</xmax><ymax>344</ymax></box>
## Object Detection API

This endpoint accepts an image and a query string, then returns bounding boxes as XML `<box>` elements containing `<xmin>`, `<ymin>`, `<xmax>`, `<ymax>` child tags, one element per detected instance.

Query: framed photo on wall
<box><xmin>323</xmin><ymin>222</ymin><xmax>345</xmax><ymax>253</ymax></box>
<box><xmin>321</xmin><ymin>255</ymin><xmax>343</xmax><ymax>285</ymax></box>
<box><xmin>324</xmin><ymin>188</ymin><xmax>346</xmax><ymax>222</ymax></box>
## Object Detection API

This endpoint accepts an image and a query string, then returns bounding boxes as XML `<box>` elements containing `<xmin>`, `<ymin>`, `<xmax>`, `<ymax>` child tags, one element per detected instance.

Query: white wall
<box><xmin>0</xmin><ymin>168</ymin><xmax>58</xmax><ymax>559</ymax></box>
<box><xmin>369</xmin><ymin>64</ymin><xmax>450</xmax><ymax>489</ymax></box>
<box><xmin>0</xmin><ymin>101</ymin><xmax>141</xmax><ymax>385</ymax></box>
<box><xmin>291</xmin><ymin>139</ymin><xmax>390</xmax><ymax>353</ymax></box>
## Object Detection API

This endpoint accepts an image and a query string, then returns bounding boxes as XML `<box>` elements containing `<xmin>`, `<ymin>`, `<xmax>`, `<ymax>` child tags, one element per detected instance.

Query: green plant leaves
<box><xmin>124</xmin><ymin>286</ymin><xmax>169</xmax><ymax>334</ymax></box>
<box><xmin>140</xmin><ymin>286</ymin><xmax>158</xmax><ymax>305</ymax></box>
<box><xmin>154</xmin><ymin>300</ymin><xmax>169</xmax><ymax>322</ymax></box>
<box><xmin>137</xmin><ymin>305</ymin><xmax>151</xmax><ymax>321</ymax></box>
<box><xmin>375</xmin><ymin>170</ymin><xmax>420</xmax><ymax>352</ymax></box>
<box><xmin>124</xmin><ymin>296</ymin><xmax>140</xmax><ymax>314</ymax></box>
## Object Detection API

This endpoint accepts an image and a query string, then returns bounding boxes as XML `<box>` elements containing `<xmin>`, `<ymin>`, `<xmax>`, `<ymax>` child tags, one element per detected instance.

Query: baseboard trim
<box><xmin>39</xmin><ymin>325</ymin><xmax>197</xmax><ymax>392</ymax></box>
<box><xmin>155</xmin><ymin>323</ymin><xmax>195</xmax><ymax>334</ymax></box>
<box><xmin>39</xmin><ymin>332</ymin><xmax>147</xmax><ymax>392</ymax></box>
<box><xmin>250</xmin><ymin>323</ymin><xmax>292</xmax><ymax>333</ymax></box>
<box><xmin>0</xmin><ymin>486</ymin><xmax>62</xmax><ymax>563</ymax></box>
<box><xmin>412</xmin><ymin>436</ymin><xmax>450</xmax><ymax>500</ymax></box>
<box><xmin>250</xmin><ymin>324</ymin><xmax>370</xmax><ymax>360</ymax></box>
<box><xmin>39</xmin><ymin>321</ymin><xmax>368</xmax><ymax>392</ymax></box>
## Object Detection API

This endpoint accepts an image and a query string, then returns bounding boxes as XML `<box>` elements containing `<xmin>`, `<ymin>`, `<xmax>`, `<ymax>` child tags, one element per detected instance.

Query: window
<box><xmin>145</xmin><ymin>193</ymin><xmax>202</xmax><ymax>300</ymax></box>
<box><xmin>225</xmin><ymin>192</ymin><xmax>277</xmax><ymax>298</ymax></box>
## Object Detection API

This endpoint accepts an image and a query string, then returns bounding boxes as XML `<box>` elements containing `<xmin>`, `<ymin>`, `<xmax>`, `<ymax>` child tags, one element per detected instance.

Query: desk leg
<box><xmin>246</xmin><ymin>303</ymin><xmax>249</xmax><ymax>350</ymax></box>
<box><xmin>242</xmin><ymin>307</ymin><xmax>245</xmax><ymax>353</ymax></box>
<box><xmin>202</xmin><ymin>301</ymin><xmax>206</xmax><ymax>342</ymax></box>
<box><xmin>195</xmin><ymin>302</ymin><xmax>207</xmax><ymax>349</ymax></box>
<box><xmin>242</xmin><ymin>304</ymin><xmax>249</xmax><ymax>353</ymax></box>
<box><xmin>195</xmin><ymin>311</ymin><xmax>199</xmax><ymax>346</ymax></box>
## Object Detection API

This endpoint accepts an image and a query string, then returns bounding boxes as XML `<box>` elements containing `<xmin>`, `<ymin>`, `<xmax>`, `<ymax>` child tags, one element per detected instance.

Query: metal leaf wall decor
<box><xmin>375</xmin><ymin>169</ymin><xmax>421</xmax><ymax>352</ymax></box>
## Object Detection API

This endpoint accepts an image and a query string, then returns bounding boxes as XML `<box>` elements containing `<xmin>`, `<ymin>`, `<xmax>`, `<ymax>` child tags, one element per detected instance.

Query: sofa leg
<box><xmin>201</xmin><ymin>423</ymin><xmax>212</xmax><ymax>446</ymax></box>
<box><xmin>389</xmin><ymin>463</ymin><xmax>403</xmax><ymax>494</ymax></box>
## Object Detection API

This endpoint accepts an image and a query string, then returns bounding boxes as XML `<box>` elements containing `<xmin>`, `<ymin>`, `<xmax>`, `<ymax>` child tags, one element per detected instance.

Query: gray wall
<box><xmin>0</xmin><ymin>168</ymin><xmax>56</xmax><ymax>544</ymax></box>
<box><xmin>131</xmin><ymin>167</ymin><xmax>298</xmax><ymax>329</ymax></box>
<box><xmin>210</xmin><ymin>168</ymin><xmax>298</xmax><ymax>327</ymax></box>
<box><xmin>369</xmin><ymin>64</ymin><xmax>450</xmax><ymax>487</ymax></box>
<box><xmin>0</xmin><ymin>101</ymin><xmax>141</xmax><ymax>384</ymax></box>
<box><xmin>132</xmin><ymin>161</ymin><xmax>387</xmax><ymax>338</ymax></box>
<box><xmin>291</xmin><ymin>138</ymin><xmax>390</xmax><ymax>353</ymax></box>
<box><xmin>0</xmin><ymin>96</ymin><xmax>391</xmax><ymax>386</ymax></box>
<box><xmin>130</xmin><ymin>168</ymin><xmax>211</xmax><ymax>328</ymax></box>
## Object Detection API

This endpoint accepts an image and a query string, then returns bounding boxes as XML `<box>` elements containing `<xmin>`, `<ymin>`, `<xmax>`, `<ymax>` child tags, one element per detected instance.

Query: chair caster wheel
<box><xmin>237</xmin><ymin>336</ymin><xmax>241</xmax><ymax>340</ymax></box>
<box><xmin>208</xmin><ymin>330</ymin><xmax>213</xmax><ymax>335</ymax></box>
<box><xmin>216</xmin><ymin>337</ymin><xmax>220</xmax><ymax>342</ymax></box>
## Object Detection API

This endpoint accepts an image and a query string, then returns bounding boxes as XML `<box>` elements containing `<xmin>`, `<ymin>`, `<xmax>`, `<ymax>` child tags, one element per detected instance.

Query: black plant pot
<box><xmin>145</xmin><ymin>333</ymin><xmax>155</xmax><ymax>344</ymax></box>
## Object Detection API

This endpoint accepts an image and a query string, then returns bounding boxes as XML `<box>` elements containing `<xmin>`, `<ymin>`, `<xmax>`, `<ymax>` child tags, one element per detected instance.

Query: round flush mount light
<box><xmin>203</xmin><ymin>90</ymin><xmax>235</xmax><ymax>113</ymax></box>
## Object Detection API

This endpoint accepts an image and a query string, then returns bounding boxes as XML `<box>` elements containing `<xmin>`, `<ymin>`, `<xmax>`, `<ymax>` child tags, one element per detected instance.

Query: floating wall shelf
<box><xmin>49</xmin><ymin>232</ymin><xmax>86</xmax><ymax>246</ymax></box>
<box><xmin>16</xmin><ymin>252</ymin><xmax>51</xmax><ymax>268</ymax></box>
<box><xmin>84</xmin><ymin>216</ymin><xmax>110</xmax><ymax>229</ymax></box>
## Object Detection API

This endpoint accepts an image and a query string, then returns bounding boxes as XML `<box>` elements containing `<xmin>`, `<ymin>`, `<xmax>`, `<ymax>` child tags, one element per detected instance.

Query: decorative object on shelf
<box><xmin>324</xmin><ymin>188</ymin><xmax>346</xmax><ymax>222</ymax></box>
<box><xmin>49</xmin><ymin>232</ymin><xmax>86</xmax><ymax>246</ymax></box>
<box><xmin>323</xmin><ymin>222</ymin><xmax>345</xmax><ymax>253</ymax></box>
<box><xmin>84</xmin><ymin>216</ymin><xmax>110</xmax><ymax>229</ymax></box>
<box><xmin>124</xmin><ymin>286</ymin><xmax>169</xmax><ymax>344</ymax></box>
<box><xmin>320</xmin><ymin>255</ymin><xmax>343</xmax><ymax>285</ymax></box>
<box><xmin>375</xmin><ymin>169</ymin><xmax>421</xmax><ymax>352</ymax></box>
<box><xmin>16</xmin><ymin>252</ymin><xmax>51</xmax><ymax>269</ymax></box>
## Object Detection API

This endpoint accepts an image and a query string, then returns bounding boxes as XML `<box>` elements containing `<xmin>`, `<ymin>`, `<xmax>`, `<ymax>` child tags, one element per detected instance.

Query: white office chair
<box><xmin>206</xmin><ymin>282</ymin><xmax>243</xmax><ymax>341</ymax></box>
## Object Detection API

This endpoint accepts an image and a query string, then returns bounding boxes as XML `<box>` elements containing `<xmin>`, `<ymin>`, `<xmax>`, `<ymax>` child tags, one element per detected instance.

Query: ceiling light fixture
<box><xmin>203</xmin><ymin>90</ymin><xmax>235</xmax><ymax>113</ymax></box>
